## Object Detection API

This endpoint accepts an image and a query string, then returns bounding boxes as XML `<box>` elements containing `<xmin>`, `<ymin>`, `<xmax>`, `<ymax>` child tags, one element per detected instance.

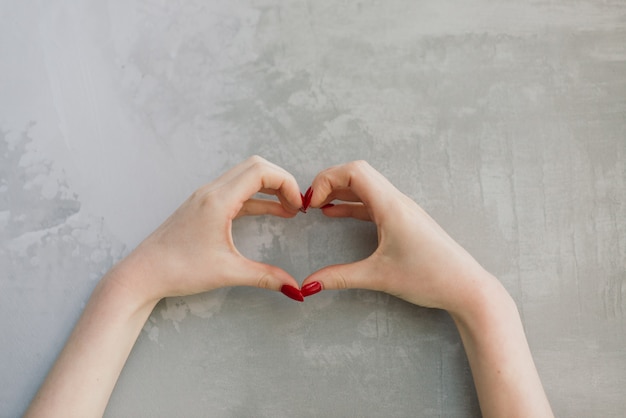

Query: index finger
<box><xmin>224</xmin><ymin>157</ymin><xmax>303</xmax><ymax>215</ymax></box>
<box><xmin>309</xmin><ymin>161</ymin><xmax>399</xmax><ymax>220</ymax></box>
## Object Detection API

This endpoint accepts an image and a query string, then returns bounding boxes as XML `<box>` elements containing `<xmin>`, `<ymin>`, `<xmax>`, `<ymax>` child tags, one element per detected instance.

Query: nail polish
<box><xmin>303</xmin><ymin>187</ymin><xmax>313</xmax><ymax>212</ymax></box>
<box><xmin>301</xmin><ymin>281</ymin><xmax>322</xmax><ymax>297</ymax></box>
<box><xmin>300</xmin><ymin>187</ymin><xmax>313</xmax><ymax>213</ymax></box>
<box><xmin>281</xmin><ymin>284</ymin><xmax>304</xmax><ymax>302</ymax></box>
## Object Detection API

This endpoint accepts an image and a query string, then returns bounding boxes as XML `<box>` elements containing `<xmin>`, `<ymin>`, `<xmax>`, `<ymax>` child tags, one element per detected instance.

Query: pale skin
<box><xmin>303</xmin><ymin>161</ymin><xmax>554</xmax><ymax>417</ymax></box>
<box><xmin>25</xmin><ymin>156</ymin><xmax>553</xmax><ymax>418</ymax></box>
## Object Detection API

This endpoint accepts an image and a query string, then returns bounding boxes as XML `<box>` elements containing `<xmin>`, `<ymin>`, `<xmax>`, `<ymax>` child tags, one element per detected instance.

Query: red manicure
<box><xmin>301</xmin><ymin>281</ymin><xmax>322</xmax><ymax>297</ymax></box>
<box><xmin>281</xmin><ymin>284</ymin><xmax>304</xmax><ymax>302</ymax></box>
<box><xmin>300</xmin><ymin>186</ymin><xmax>313</xmax><ymax>213</ymax></box>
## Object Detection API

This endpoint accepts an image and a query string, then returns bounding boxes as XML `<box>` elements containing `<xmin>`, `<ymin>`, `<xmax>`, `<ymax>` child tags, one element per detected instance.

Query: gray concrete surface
<box><xmin>1</xmin><ymin>0</ymin><xmax>625</xmax><ymax>416</ymax></box>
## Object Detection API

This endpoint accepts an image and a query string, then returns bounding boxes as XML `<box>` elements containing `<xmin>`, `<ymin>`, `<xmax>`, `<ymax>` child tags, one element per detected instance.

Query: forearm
<box><xmin>25</xmin><ymin>262</ymin><xmax>157</xmax><ymax>418</ymax></box>
<box><xmin>450</xmin><ymin>274</ymin><xmax>553</xmax><ymax>418</ymax></box>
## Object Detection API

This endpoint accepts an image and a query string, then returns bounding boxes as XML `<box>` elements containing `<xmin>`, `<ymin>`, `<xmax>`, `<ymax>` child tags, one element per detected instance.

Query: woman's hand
<box><xmin>25</xmin><ymin>156</ymin><xmax>307</xmax><ymax>418</ymax></box>
<box><xmin>301</xmin><ymin>160</ymin><xmax>492</xmax><ymax>314</ymax></box>
<box><xmin>301</xmin><ymin>161</ymin><xmax>553</xmax><ymax>418</ymax></box>
<box><xmin>116</xmin><ymin>155</ymin><xmax>304</xmax><ymax>304</ymax></box>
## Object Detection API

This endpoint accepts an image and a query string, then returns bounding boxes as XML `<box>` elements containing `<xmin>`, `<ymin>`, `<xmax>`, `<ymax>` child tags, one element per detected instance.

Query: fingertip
<box><xmin>298</xmin><ymin>186</ymin><xmax>314</xmax><ymax>212</ymax></box>
<box><xmin>243</xmin><ymin>260</ymin><xmax>300</xmax><ymax>292</ymax></box>
<box><xmin>301</xmin><ymin>281</ymin><xmax>323</xmax><ymax>297</ymax></box>
<box><xmin>302</xmin><ymin>266</ymin><xmax>341</xmax><ymax>292</ymax></box>
<box><xmin>308</xmin><ymin>175</ymin><xmax>333</xmax><ymax>209</ymax></box>
<box><xmin>280</xmin><ymin>284</ymin><xmax>304</xmax><ymax>302</ymax></box>
<box><xmin>279</xmin><ymin>185</ymin><xmax>304</xmax><ymax>214</ymax></box>
<box><xmin>304</xmin><ymin>186</ymin><xmax>313</xmax><ymax>210</ymax></box>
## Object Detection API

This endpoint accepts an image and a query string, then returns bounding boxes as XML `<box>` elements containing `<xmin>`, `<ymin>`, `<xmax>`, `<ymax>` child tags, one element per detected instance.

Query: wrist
<box><xmin>447</xmin><ymin>271</ymin><xmax>517</xmax><ymax>329</ymax></box>
<box><xmin>445</xmin><ymin>273</ymin><xmax>553</xmax><ymax>417</ymax></box>
<box><xmin>101</xmin><ymin>253</ymin><xmax>162</xmax><ymax>314</ymax></box>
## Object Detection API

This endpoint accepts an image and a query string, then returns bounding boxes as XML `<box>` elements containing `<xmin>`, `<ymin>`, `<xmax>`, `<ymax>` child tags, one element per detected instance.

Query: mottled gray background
<box><xmin>1</xmin><ymin>0</ymin><xmax>625</xmax><ymax>417</ymax></box>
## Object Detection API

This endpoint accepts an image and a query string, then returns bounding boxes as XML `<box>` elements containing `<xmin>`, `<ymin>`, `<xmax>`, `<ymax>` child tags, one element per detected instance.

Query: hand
<box><xmin>301</xmin><ymin>160</ymin><xmax>493</xmax><ymax>314</ymax></box>
<box><xmin>301</xmin><ymin>161</ymin><xmax>554</xmax><ymax>418</ymax></box>
<box><xmin>25</xmin><ymin>158</ymin><xmax>552</xmax><ymax>418</ymax></box>
<box><xmin>115</xmin><ymin>156</ymin><xmax>304</xmax><ymax>304</ymax></box>
<box><xmin>25</xmin><ymin>156</ymin><xmax>308</xmax><ymax>418</ymax></box>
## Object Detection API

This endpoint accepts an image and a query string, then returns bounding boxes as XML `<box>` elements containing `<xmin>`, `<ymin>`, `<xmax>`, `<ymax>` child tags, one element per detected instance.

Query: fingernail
<box><xmin>301</xmin><ymin>281</ymin><xmax>322</xmax><ymax>297</ymax></box>
<box><xmin>281</xmin><ymin>284</ymin><xmax>304</xmax><ymax>302</ymax></box>
<box><xmin>303</xmin><ymin>187</ymin><xmax>313</xmax><ymax>210</ymax></box>
<box><xmin>321</xmin><ymin>203</ymin><xmax>334</xmax><ymax>209</ymax></box>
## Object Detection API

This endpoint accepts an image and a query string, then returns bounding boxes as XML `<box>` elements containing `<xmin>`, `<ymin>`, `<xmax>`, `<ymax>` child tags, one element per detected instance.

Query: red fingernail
<box><xmin>321</xmin><ymin>203</ymin><xmax>334</xmax><ymax>209</ymax></box>
<box><xmin>300</xmin><ymin>187</ymin><xmax>313</xmax><ymax>213</ymax></box>
<box><xmin>281</xmin><ymin>284</ymin><xmax>304</xmax><ymax>302</ymax></box>
<box><xmin>305</xmin><ymin>187</ymin><xmax>313</xmax><ymax>211</ymax></box>
<box><xmin>301</xmin><ymin>281</ymin><xmax>322</xmax><ymax>297</ymax></box>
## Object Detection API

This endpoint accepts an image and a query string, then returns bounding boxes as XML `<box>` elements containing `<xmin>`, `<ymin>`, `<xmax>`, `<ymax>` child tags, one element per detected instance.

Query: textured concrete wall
<box><xmin>1</xmin><ymin>1</ymin><xmax>625</xmax><ymax>416</ymax></box>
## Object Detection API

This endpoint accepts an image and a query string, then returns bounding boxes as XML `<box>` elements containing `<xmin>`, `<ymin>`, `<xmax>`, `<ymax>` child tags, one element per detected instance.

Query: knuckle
<box><xmin>247</xmin><ymin>155</ymin><xmax>267</xmax><ymax>170</ymax></box>
<box><xmin>196</xmin><ymin>189</ymin><xmax>219</xmax><ymax>211</ymax></box>
<box><xmin>333</xmin><ymin>269</ymin><xmax>350</xmax><ymax>290</ymax></box>
<box><xmin>351</xmin><ymin>160</ymin><xmax>370</xmax><ymax>171</ymax></box>
<box><xmin>247</xmin><ymin>155</ymin><xmax>265</xmax><ymax>164</ymax></box>
<box><xmin>188</xmin><ymin>189</ymin><xmax>202</xmax><ymax>201</ymax></box>
<box><xmin>248</xmin><ymin>159</ymin><xmax>268</xmax><ymax>177</ymax></box>
<box><xmin>257</xmin><ymin>271</ymin><xmax>272</xmax><ymax>290</ymax></box>
<box><xmin>346</xmin><ymin>160</ymin><xmax>370</xmax><ymax>178</ymax></box>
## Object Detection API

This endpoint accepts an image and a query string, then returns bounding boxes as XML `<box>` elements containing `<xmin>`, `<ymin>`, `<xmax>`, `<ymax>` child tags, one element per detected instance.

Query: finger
<box><xmin>321</xmin><ymin>202</ymin><xmax>372</xmax><ymax>222</ymax></box>
<box><xmin>235</xmin><ymin>199</ymin><xmax>299</xmax><ymax>219</ymax></box>
<box><xmin>309</xmin><ymin>161</ymin><xmax>398</xmax><ymax>217</ymax></box>
<box><xmin>225</xmin><ymin>255</ymin><xmax>300</xmax><ymax>291</ymax></box>
<box><xmin>222</xmin><ymin>158</ymin><xmax>302</xmax><ymax>214</ymax></box>
<box><xmin>318</xmin><ymin>188</ymin><xmax>363</xmax><ymax>204</ymax></box>
<box><xmin>211</xmin><ymin>156</ymin><xmax>299</xmax><ymax>205</ymax></box>
<box><xmin>210</xmin><ymin>155</ymin><xmax>266</xmax><ymax>189</ymax></box>
<box><xmin>302</xmin><ymin>258</ymin><xmax>382</xmax><ymax>292</ymax></box>
<box><xmin>258</xmin><ymin>187</ymin><xmax>302</xmax><ymax>213</ymax></box>
<box><xmin>258</xmin><ymin>188</ymin><xmax>281</xmax><ymax>195</ymax></box>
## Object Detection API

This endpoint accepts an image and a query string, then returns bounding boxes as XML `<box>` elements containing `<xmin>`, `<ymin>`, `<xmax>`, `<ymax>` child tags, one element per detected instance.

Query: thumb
<box><xmin>302</xmin><ymin>259</ymin><xmax>379</xmax><ymax>295</ymax></box>
<box><xmin>228</xmin><ymin>256</ymin><xmax>300</xmax><ymax>292</ymax></box>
